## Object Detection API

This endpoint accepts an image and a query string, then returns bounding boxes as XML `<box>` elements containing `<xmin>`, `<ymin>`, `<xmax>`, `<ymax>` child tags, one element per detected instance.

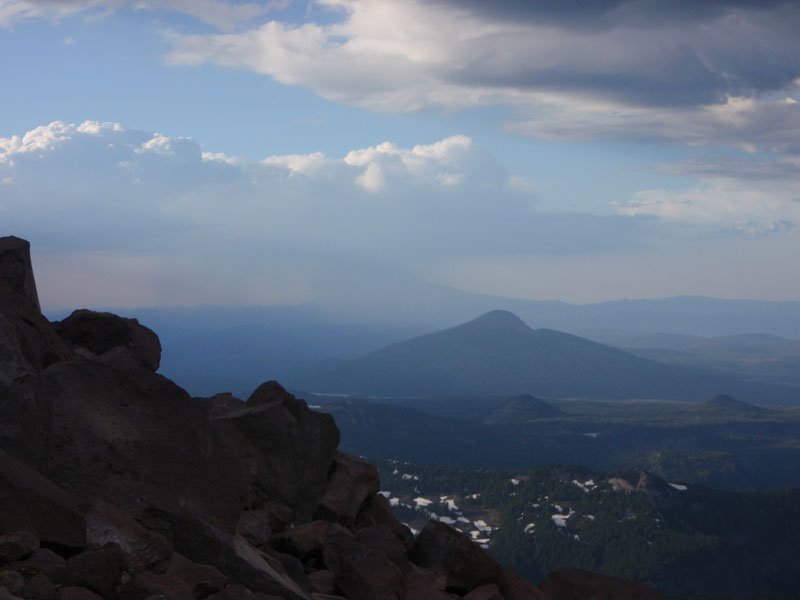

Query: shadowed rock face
<box><xmin>54</xmin><ymin>310</ymin><xmax>162</xmax><ymax>372</ymax></box>
<box><xmin>540</xmin><ymin>567</ymin><xmax>669</xmax><ymax>600</ymax></box>
<box><xmin>211</xmin><ymin>381</ymin><xmax>341</xmax><ymax>523</ymax></box>
<box><xmin>0</xmin><ymin>236</ymin><xmax>40</xmax><ymax>310</ymax></box>
<box><xmin>0</xmin><ymin>236</ymin><xmax>669</xmax><ymax>600</ymax></box>
<box><xmin>0</xmin><ymin>238</ymin><xmax>73</xmax><ymax>389</ymax></box>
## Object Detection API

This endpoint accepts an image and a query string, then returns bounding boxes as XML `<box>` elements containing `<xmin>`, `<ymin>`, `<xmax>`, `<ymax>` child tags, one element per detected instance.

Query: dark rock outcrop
<box><xmin>212</xmin><ymin>381</ymin><xmax>340</xmax><ymax>522</ymax></box>
<box><xmin>317</xmin><ymin>453</ymin><xmax>380</xmax><ymax>527</ymax></box>
<box><xmin>53</xmin><ymin>310</ymin><xmax>161</xmax><ymax>372</ymax></box>
<box><xmin>539</xmin><ymin>567</ymin><xmax>669</xmax><ymax>600</ymax></box>
<box><xmin>0</xmin><ymin>450</ymin><xmax>85</xmax><ymax>554</ymax></box>
<box><xmin>0</xmin><ymin>236</ymin><xmax>40</xmax><ymax>310</ymax></box>
<box><xmin>0</xmin><ymin>236</ymin><xmax>671</xmax><ymax>600</ymax></box>
<box><xmin>408</xmin><ymin>521</ymin><xmax>501</xmax><ymax>594</ymax></box>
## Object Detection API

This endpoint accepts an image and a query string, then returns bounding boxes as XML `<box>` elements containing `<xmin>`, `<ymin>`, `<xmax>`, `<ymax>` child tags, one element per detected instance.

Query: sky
<box><xmin>1</xmin><ymin>0</ymin><xmax>800</xmax><ymax>313</ymax></box>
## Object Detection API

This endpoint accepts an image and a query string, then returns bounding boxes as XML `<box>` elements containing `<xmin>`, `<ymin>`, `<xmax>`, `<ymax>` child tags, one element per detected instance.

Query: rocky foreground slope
<box><xmin>0</xmin><ymin>236</ymin><xmax>665</xmax><ymax>600</ymax></box>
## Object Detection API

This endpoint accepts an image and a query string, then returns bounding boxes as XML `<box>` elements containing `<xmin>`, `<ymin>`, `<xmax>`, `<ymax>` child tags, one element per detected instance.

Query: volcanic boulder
<box><xmin>53</xmin><ymin>309</ymin><xmax>161</xmax><ymax>372</ymax></box>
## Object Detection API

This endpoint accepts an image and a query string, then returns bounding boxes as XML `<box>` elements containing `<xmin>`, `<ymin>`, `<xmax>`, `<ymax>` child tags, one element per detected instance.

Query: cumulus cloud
<box><xmin>1</xmin><ymin>120</ymin><xmax>660</xmax><ymax>309</ymax></box>
<box><xmin>4</xmin><ymin>119</ymin><xmax>798</xmax><ymax>307</ymax></box>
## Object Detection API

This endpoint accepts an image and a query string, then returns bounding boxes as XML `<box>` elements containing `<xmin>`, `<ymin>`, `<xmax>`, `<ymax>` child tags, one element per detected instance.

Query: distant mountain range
<box><xmin>48</xmin><ymin>293</ymin><xmax>800</xmax><ymax>397</ymax></box>
<box><xmin>297</xmin><ymin>310</ymin><xmax>800</xmax><ymax>403</ymax></box>
<box><xmin>587</xmin><ymin>331</ymin><xmax>800</xmax><ymax>388</ymax></box>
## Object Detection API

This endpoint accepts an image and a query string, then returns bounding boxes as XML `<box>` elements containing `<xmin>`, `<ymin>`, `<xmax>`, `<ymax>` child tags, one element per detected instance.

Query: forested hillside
<box><xmin>374</xmin><ymin>460</ymin><xmax>800</xmax><ymax>600</ymax></box>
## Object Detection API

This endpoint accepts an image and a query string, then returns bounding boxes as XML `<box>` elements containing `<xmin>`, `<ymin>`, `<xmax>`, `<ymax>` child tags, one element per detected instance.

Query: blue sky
<box><xmin>2</xmin><ymin>0</ymin><xmax>799</xmax><ymax>312</ymax></box>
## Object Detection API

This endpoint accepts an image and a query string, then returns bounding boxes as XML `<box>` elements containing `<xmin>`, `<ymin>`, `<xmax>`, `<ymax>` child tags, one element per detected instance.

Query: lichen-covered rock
<box><xmin>86</xmin><ymin>500</ymin><xmax>172</xmax><ymax>574</ymax></box>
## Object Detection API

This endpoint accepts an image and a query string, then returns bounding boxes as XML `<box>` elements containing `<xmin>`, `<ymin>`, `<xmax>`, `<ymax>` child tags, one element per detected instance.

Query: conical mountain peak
<box><xmin>468</xmin><ymin>310</ymin><xmax>529</xmax><ymax>329</ymax></box>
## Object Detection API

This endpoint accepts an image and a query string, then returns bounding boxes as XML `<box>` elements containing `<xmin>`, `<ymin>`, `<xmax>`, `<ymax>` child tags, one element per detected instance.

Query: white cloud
<box><xmin>262</xmin><ymin>151</ymin><xmax>329</xmax><ymax>175</ymax></box>
<box><xmin>611</xmin><ymin>149</ymin><xmax>800</xmax><ymax>231</ymax></box>
<box><xmin>614</xmin><ymin>184</ymin><xmax>800</xmax><ymax>234</ymax></box>
<box><xmin>354</xmin><ymin>162</ymin><xmax>383</xmax><ymax>193</ymax></box>
<box><xmin>509</xmin><ymin>93</ymin><xmax>800</xmax><ymax>153</ymax></box>
<box><xmin>0</xmin><ymin>0</ymin><xmax>280</xmax><ymax>30</ymax></box>
<box><xmin>133</xmin><ymin>0</ymin><xmax>284</xmax><ymax>32</ymax></box>
<box><xmin>0</xmin><ymin>120</ymin><xmax>671</xmax><ymax>308</ymax></box>
<box><xmin>0</xmin><ymin>120</ymin><xmax>124</xmax><ymax>164</ymax></box>
<box><xmin>7</xmin><ymin>1</ymin><xmax>800</xmax><ymax>155</ymax></box>
<box><xmin>201</xmin><ymin>151</ymin><xmax>242</xmax><ymax>166</ymax></box>
<box><xmin>161</xmin><ymin>0</ymin><xmax>800</xmax><ymax>153</ymax></box>
<box><xmin>0</xmin><ymin>0</ymin><xmax>118</xmax><ymax>28</ymax></box>
<box><xmin>136</xmin><ymin>132</ymin><xmax>178</xmax><ymax>155</ymax></box>
<box><xmin>5</xmin><ymin>119</ymin><xmax>796</xmax><ymax>308</ymax></box>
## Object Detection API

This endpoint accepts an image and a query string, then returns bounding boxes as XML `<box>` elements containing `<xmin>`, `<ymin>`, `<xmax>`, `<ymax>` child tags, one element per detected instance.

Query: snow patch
<box><xmin>669</xmin><ymin>483</ymin><xmax>688</xmax><ymax>491</ymax></box>
<box><xmin>524</xmin><ymin>523</ymin><xmax>535</xmax><ymax>534</ymax></box>
<box><xmin>572</xmin><ymin>479</ymin><xmax>596</xmax><ymax>493</ymax></box>
<box><xmin>551</xmin><ymin>509</ymin><xmax>575</xmax><ymax>528</ymax></box>
<box><xmin>413</xmin><ymin>497</ymin><xmax>432</xmax><ymax>507</ymax></box>
<box><xmin>473</xmin><ymin>520</ymin><xmax>491</xmax><ymax>532</ymax></box>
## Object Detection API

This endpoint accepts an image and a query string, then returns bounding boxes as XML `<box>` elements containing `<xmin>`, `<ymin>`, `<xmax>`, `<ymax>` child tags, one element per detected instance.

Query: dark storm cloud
<box><xmin>426</xmin><ymin>0</ymin><xmax>792</xmax><ymax>30</ymax></box>
<box><xmin>430</xmin><ymin>0</ymin><xmax>800</xmax><ymax>108</ymax></box>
